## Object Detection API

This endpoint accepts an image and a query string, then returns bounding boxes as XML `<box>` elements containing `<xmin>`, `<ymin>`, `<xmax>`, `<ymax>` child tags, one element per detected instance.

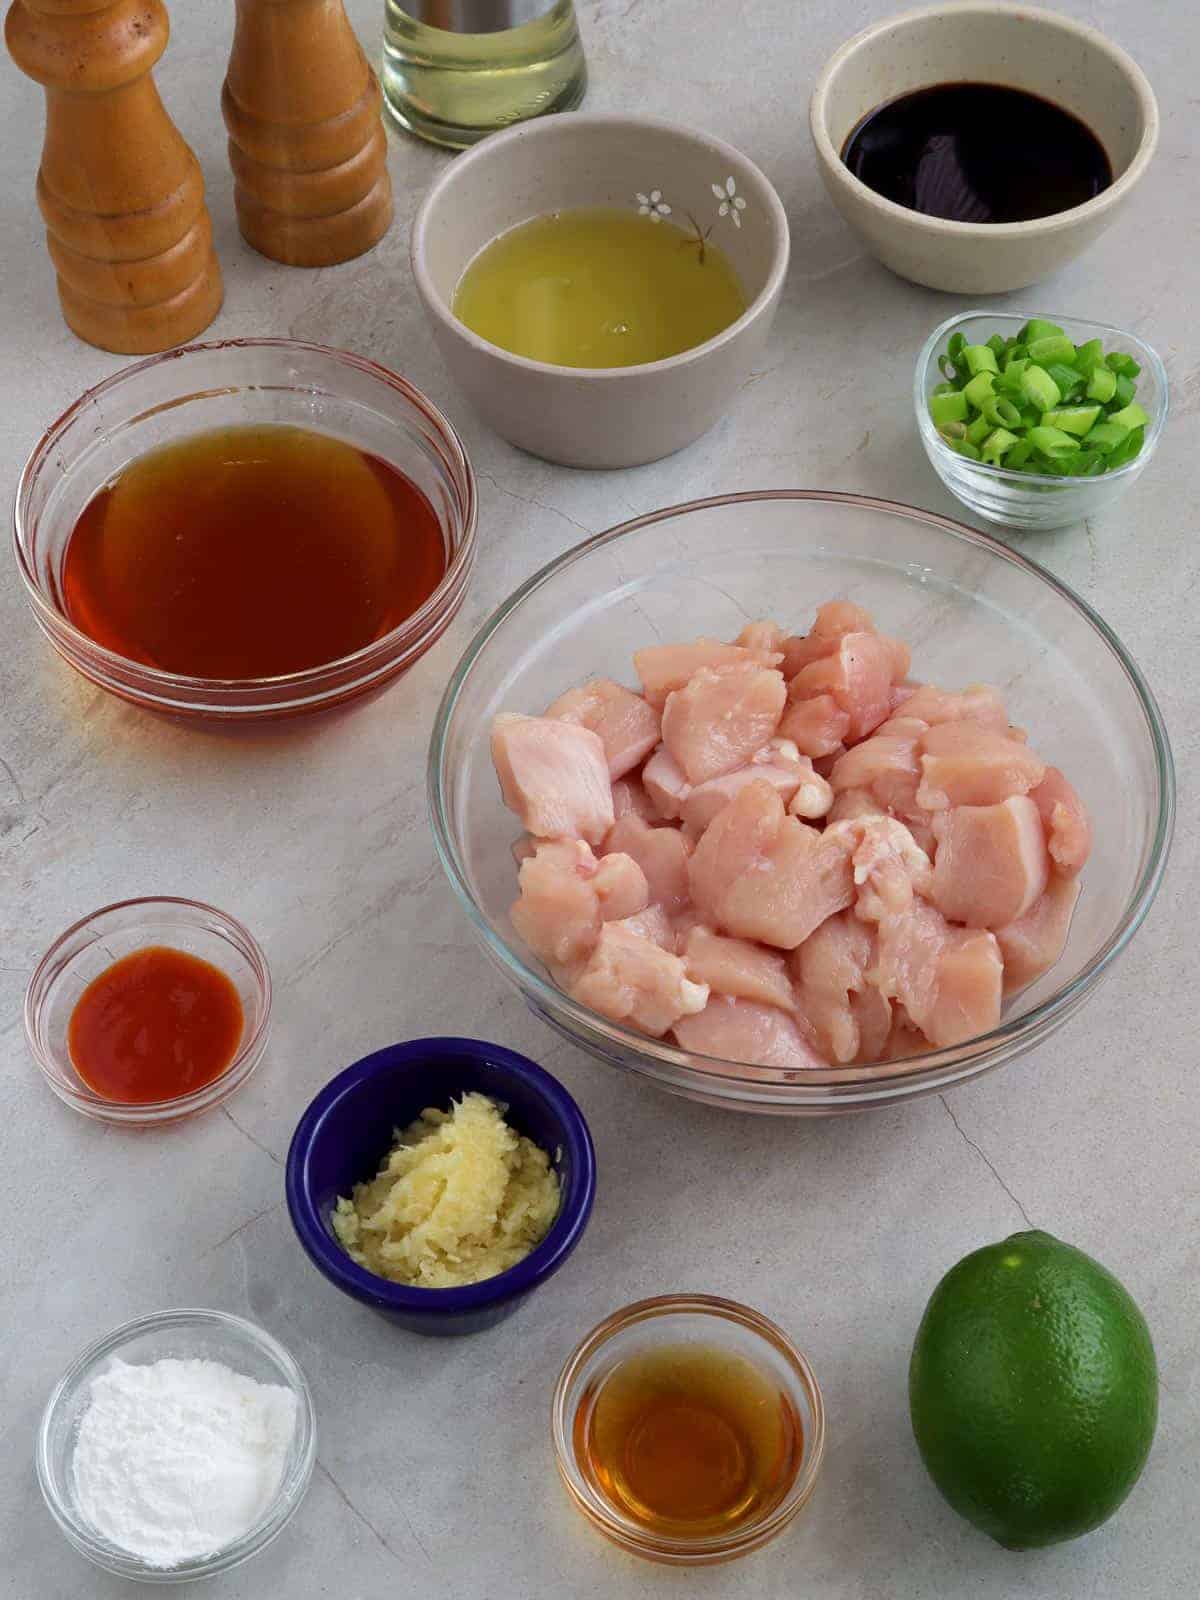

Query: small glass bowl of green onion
<box><xmin>915</xmin><ymin>312</ymin><xmax>1167</xmax><ymax>531</ymax></box>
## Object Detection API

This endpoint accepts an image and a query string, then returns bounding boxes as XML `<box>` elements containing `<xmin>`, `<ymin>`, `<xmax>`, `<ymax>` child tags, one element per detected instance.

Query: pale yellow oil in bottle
<box><xmin>452</xmin><ymin>208</ymin><xmax>748</xmax><ymax>369</ymax></box>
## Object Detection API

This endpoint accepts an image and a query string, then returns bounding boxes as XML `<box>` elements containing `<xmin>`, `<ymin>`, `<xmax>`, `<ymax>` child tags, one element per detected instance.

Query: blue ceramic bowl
<box><xmin>285</xmin><ymin>1037</ymin><xmax>596</xmax><ymax>1335</ymax></box>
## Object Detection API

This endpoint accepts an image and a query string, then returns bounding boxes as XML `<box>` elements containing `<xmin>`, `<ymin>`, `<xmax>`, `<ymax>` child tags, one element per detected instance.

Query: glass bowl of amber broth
<box><xmin>14</xmin><ymin>339</ymin><xmax>477</xmax><ymax>719</ymax></box>
<box><xmin>429</xmin><ymin>491</ymin><xmax>1174</xmax><ymax>1115</ymax></box>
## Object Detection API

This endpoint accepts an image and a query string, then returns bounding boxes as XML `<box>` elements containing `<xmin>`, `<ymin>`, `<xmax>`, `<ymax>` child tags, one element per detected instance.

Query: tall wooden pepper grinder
<box><xmin>223</xmin><ymin>0</ymin><xmax>393</xmax><ymax>267</ymax></box>
<box><xmin>5</xmin><ymin>0</ymin><xmax>222</xmax><ymax>355</ymax></box>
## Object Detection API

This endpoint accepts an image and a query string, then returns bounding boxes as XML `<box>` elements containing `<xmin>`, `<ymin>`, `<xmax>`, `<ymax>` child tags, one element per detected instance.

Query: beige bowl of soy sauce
<box><xmin>809</xmin><ymin>1</ymin><xmax>1158</xmax><ymax>294</ymax></box>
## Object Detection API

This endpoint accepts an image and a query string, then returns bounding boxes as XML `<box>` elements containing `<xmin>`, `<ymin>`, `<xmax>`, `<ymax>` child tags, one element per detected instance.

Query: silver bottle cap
<box><xmin>401</xmin><ymin>0</ymin><xmax>562</xmax><ymax>33</ymax></box>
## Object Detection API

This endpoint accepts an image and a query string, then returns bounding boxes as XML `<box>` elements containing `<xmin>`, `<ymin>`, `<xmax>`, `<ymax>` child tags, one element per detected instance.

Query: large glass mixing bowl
<box><xmin>429</xmin><ymin>492</ymin><xmax>1173</xmax><ymax>1114</ymax></box>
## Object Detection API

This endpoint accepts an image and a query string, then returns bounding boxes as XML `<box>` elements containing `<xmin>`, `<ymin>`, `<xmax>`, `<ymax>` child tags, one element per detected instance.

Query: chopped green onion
<box><xmin>946</xmin><ymin>331</ymin><xmax>967</xmax><ymax>362</ymax></box>
<box><xmin>1020</xmin><ymin>364</ymin><xmax>1062</xmax><ymax>411</ymax></box>
<box><xmin>1045</xmin><ymin>362</ymin><xmax>1086</xmax><ymax>397</ymax></box>
<box><xmin>948</xmin><ymin>439</ymin><xmax>982</xmax><ymax>460</ymax></box>
<box><xmin>1028</xmin><ymin>425</ymin><xmax>1081</xmax><ymax>461</ymax></box>
<box><xmin>1113</xmin><ymin>373</ymin><xmax>1137</xmax><ymax>408</ymax></box>
<box><xmin>962</xmin><ymin>370</ymin><xmax>996</xmax><ymax>409</ymax></box>
<box><xmin>985</xmin><ymin>333</ymin><xmax>1006</xmax><ymax>358</ymax></box>
<box><xmin>1107</xmin><ymin>425</ymin><xmax>1145</xmax><ymax>468</ymax></box>
<box><xmin>930</xmin><ymin>390</ymin><xmax>970</xmax><ymax>426</ymax></box>
<box><xmin>1041</xmin><ymin>405</ymin><xmax>1102</xmax><ymax>437</ymax></box>
<box><xmin>1079</xmin><ymin>420</ymin><xmax>1130</xmax><ymax>453</ymax></box>
<box><xmin>1004</xmin><ymin>437</ymin><xmax>1034</xmax><ymax>470</ymax></box>
<box><xmin>1074</xmin><ymin>338</ymin><xmax>1105</xmax><ymax>375</ymax></box>
<box><xmin>982</xmin><ymin>394</ymin><xmax>1022</xmax><ymax>429</ymax></box>
<box><xmin>964</xmin><ymin>343</ymin><xmax>999</xmax><ymax>376</ymax></box>
<box><xmin>1106</xmin><ymin>351</ymin><xmax>1141</xmax><ymax>378</ymax></box>
<box><xmin>1027</xmin><ymin>333</ymin><xmax>1077</xmax><ymax>365</ymax></box>
<box><xmin>1086</xmin><ymin>365</ymin><xmax>1117</xmax><ymax>403</ymax></box>
<box><xmin>939</xmin><ymin>357</ymin><xmax>958</xmax><ymax>381</ymax></box>
<box><xmin>965</xmin><ymin>414</ymin><xmax>992</xmax><ymax>446</ymax></box>
<box><xmin>1107</xmin><ymin>400</ymin><xmax>1149</xmax><ymax>432</ymax></box>
<box><xmin>1019</xmin><ymin>318</ymin><xmax>1064</xmax><ymax>344</ymax></box>
<box><xmin>981</xmin><ymin>427</ymin><xmax>1019</xmax><ymax>464</ymax></box>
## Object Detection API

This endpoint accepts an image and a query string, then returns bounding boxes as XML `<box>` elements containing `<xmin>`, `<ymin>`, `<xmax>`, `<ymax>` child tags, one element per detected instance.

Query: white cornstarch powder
<box><xmin>71</xmin><ymin>1357</ymin><xmax>299</xmax><ymax>1568</ymax></box>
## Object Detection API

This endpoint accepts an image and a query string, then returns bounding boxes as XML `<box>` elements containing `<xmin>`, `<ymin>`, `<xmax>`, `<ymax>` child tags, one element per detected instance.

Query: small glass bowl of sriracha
<box><xmin>25</xmin><ymin>896</ymin><xmax>272</xmax><ymax>1126</ymax></box>
<box><xmin>915</xmin><ymin>312</ymin><xmax>1167</xmax><ymax>531</ymax></box>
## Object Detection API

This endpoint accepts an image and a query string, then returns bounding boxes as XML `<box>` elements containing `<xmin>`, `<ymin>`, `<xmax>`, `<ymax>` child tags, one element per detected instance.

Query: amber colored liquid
<box><xmin>573</xmin><ymin>1343</ymin><xmax>803</xmax><ymax>1536</ymax></box>
<box><xmin>68</xmin><ymin>946</ymin><xmax>245</xmax><ymax>1104</ymax></box>
<box><xmin>59</xmin><ymin>424</ymin><xmax>447</xmax><ymax>679</ymax></box>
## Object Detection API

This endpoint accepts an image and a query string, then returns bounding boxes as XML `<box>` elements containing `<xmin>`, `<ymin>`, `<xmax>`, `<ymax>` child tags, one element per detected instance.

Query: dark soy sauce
<box><xmin>842</xmin><ymin>82</ymin><xmax>1112</xmax><ymax>224</ymax></box>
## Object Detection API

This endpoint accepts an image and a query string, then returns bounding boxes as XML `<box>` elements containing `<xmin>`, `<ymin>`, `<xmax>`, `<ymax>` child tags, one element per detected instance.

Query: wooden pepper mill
<box><xmin>222</xmin><ymin>0</ymin><xmax>393</xmax><ymax>267</ymax></box>
<box><xmin>5</xmin><ymin>0</ymin><xmax>222</xmax><ymax>355</ymax></box>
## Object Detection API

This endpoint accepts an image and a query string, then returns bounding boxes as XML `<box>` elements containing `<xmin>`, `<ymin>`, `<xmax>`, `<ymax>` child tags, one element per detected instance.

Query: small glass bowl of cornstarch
<box><xmin>37</xmin><ymin>1308</ymin><xmax>316</xmax><ymax>1580</ymax></box>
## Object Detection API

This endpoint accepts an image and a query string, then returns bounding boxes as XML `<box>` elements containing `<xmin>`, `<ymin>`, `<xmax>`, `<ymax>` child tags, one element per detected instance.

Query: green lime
<box><xmin>909</xmin><ymin>1229</ymin><xmax>1157</xmax><ymax>1549</ymax></box>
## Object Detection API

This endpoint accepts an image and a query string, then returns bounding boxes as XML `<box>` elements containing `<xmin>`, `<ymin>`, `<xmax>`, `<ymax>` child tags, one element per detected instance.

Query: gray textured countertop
<box><xmin>2</xmin><ymin>1</ymin><xmax>1196</xmax><ymax>1595</ymax></box>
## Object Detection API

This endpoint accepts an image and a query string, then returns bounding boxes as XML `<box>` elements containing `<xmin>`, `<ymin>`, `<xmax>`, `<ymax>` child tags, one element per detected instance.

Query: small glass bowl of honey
<box><xmin>25</xmin><ymin>896</ymin><xmax>272</xmax><ymax>1126</ymax></box>
<box><xmin>14</xmin><ymin>339</ymin><xmax>477</xmax><ymax>720</ymax></box>
<box><xmin>551</xmin><ymin>1294</ymin><xmax>825</xmax><ymax>1565</ymax></box>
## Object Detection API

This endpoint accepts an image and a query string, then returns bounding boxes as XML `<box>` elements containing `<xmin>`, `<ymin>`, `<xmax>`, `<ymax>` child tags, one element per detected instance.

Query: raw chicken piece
<box><xmin>642</xmin><ymin>746</ymin><xmax>692</xmax><ymax>820</ymax></box>
<box><xmin>790</xmin><ymin>632</ymin><xmax>899</xmax><ymax>742</ymax></box>
<box><xmin>611</xmin><ymin>775</ymin><xmax>657</xmax><ymax>823</ymax></box>
<box><xmin>492</xmin><ymin>713</ymin><xmax>614</xmax><ymax>846</ymax></box>
<box><xmin>916</xmin><ymin>721</ymin><xmax>1046</xmax><ymax>811</ymax></box>
<box><xmin>614</xmin><ymin>903</ymin><xmax>676</xmax><ymax>950</ymax></box>
<box><xmin>682</xmin><ymin>925</ymin><xmax>796</xmax><ymax>1011</ymax></box>
<box><xmin>891</xmin><ymin>682</ymin><xmax>1009</xmax><ymax>732</ymax></box>
<box><xmin>995</xmin><ymin>874</ymin><xmax>1082</xmax><ymax>992</ymax></box>
<box><xmin>829</xmin><ymin>717</ymin><xmax>928</xmax><ymax>814</ymax></box>
<box><xmin>883</xmin><ymin>1006</ymin><xmax>928</xmax><ymax>1061</ymax></box>
<box><xmin>593</xmin><ymin>851</ymin><xmax>653</xmax><ymax>923</ymax></box>
<box><xmin>510</xmin><ymin>840</ymin><xmax>647</xmax><ymax>968</ymax></box>
<box><xmin>634</xmin><ymin>639</ymin><xmax>782</xmax><ymax>710</ymax></box>
<box><xmin>672</xmin><ymin>994</ymin><xmax>827</xmax><ymax>1071</ymax></box>
<box><xmin>931</xmin><ymin>797</ymin><xmax>1049</xmax><ymax>929</ymax></box>
<box><xmin>604</xmin><ymin>814</ymin><xmax>692</xmax><ymax>916</ymax></box>
<box><xmin>681</xmin><ymin>740</ymin><xmax>823</xmax><ymax>834</ymax></box>
<box><xmin>869</xmin><ymin>897</ymin><xmax>1002</xmax><ymax>1048</ymax></box>
<box><xmin>787</xmin><ymin>761</ymin><xmax>834</xmax><ymax>820</ymax></box>
<box><xmin>736</xmin><ymin>620</ymin><xmax>786</xmax><ymax>654</ymax></box>
<box><xmin>661</xmin><ymin>663</ymin><xmax>786</xmax><ymax>784</ymax></box>
<box><xmin>828</xmin><ymin>788</ymin><xmax>887</xmax><ymax>825</ymax></box>
<box><xmin>688</xmin><ymin>780</ymin><xmax>855</xmax><ymax>949</ymax></box>
<box><xmin>545</xmin><ymin>678</ymin><xmax>661</xmax><ymax>780</ymax></box>
<box><xmin>836</xmin><ymin>813</ymin><xmax>934</xmax><ymax>920</ymax></box>
<box><xmin>511</xmin><ymin>835</ymin><xmax>537</xmax><ymax>866</ymax></box>
<box><xmin>792</xmin><ymin>911</ymin><xmax>890</xmax><ymax>1065</ymax></box>
<box><xmin>1030</xmin><ymin>767</ymin><xmax>1092</xmax><ymax>877</ymax></box>
<box><xmin>571</xmin><ymin>923</ymin><xmax>709</xmax><ymax>1037</ymax></box>
<box><xmin>781</xmin><ymin>601</ymin><xmax>878</xmax><ymax>678</ymax></box>
<box><xmin>778</xmin><ymin>692</ymin><xmax>851</xmax><ymax>758</ymax></box>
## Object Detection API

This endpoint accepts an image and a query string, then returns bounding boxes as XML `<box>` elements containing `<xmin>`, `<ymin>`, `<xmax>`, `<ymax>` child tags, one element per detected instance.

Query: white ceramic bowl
<box><xmin>411</xmin><ymin>113</ymin><xmax>789</xmax><ymax>469</ymax></box>
<box><xmin>810</xmin><ymin>1</ymin><xmax>1158</xmax><ymax>293</ymax></box>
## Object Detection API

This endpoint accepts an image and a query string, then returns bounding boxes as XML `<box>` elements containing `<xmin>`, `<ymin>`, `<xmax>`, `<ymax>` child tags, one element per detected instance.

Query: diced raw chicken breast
<box><xmin>634</xmin><ymin>639</ymin><xmax>782</xmax><ymax>710</ymax></box>
<box><xmin>790</xmin><ymin>632</ymin><xmax>899</xmax><ymax>742</ymax></box>
<box><xmin>611</xmin><ymin>775</ymin><xmax>657</xmax><ymax>823</ymax></box>
<box><xmin>736</xmin><ymin>620</ymin><xmax>786</xmax><ymax>654</ymax></box>
<box><xmin>642</xmin><ymin>746</ymin><xmax>692</xmax><ymax>820</ymax></box>
<box><xmin>545</xmin><ymin>677</ymin><xmax>661</xmax><ymax>780</ymax></box>
<box><xmin>688</xmin><ymin>780</ymin><xmax>855</xmax><ymax>949</ymax></box>
<box><xmin>492</xmin><ymin>713</ymin><xmax>614</xmax><ymax>846</ymax></box>
<box><xmin>995</xmin><ymin>874</ymin><xmax>1082</xmax><ymax>993</ymax></box>
<box><xmin>787</xmin><ymin>760</ymin><xmax>834</xmax><ymax>820</ymax></box>
<box><xmin>673</xmin><ymin>994</ymin><xmax>827</xmax><ymax>1071</ymax></box>
<box><xmin>836</xmin><ymin>813</ymin><xmax>934</xmax><ymax>919</ymax></box>
<box><xmin>1030</xmin><ymin>767</ymin><xmax>1093</xmax><ymax>877</ymax></box>
<box><xmin>778</xmin><ymin>692</ymin><xmax>851</xmax><ymax>758</ymax></box>
<box><xmin>571</xmin><ymin>923</ymin><xmax>709</xmax><ymax>1037</ymax></box>
<box><xmin>792</xmin><ymin>911</ymin><xmax>890</xmax><ymax>1065</ymax></box>
<box><xmin>661</xmin><ymin>663</ymin><xmax>787</xmax><ymax>784</ymax></box>
<box><xmin>868</xmin><ymin>897</ymin><xmax>1002</xmax><ymax>1048</ymax></box>
<box><xmin>828</xmin><ymin>788</ymin><xmax>887</xmax><ymax>825</ymax></box>
<box><xmin>781</xmin><ymin>601</ymin><xmax>878</xmax><ymax>678</ymax></box>
<box><xmin>511</xmin><ymin>835</ymin><xmax>537</xmax><ymax>866</ymax></box>
<box><xmin>593</xmin><ymin>851</ymin><xmax>653</xmax><ymax>923</ymax></box>
<box><xmin>604</xmin><ymin>814</ymin><xmax>692</xmax><ymax>916</ymax></box>
<box><xmin>682</xmin><ymin>925</ymin><xmax>796</xmax><ymax>1011</ymax></box>
<box><xmin>681</xmin><ymin>739</ymin><xmax>821</xmax><ymax>835</ymax></box>
<box><xmin>614</xmin><ymin>903</ymin><xmax>676</xmax><ymax>951</ymax></box>
<box><xmin>892</xmin><ymin>682</ymin><xmax>1009</xmax><ymax>732</ymax></box>
<box><xmin>884</xmin><ymin>1006</ymin><xmax>928</xmax><ymax>1061</ymax></box>
<box><xmin>916</xmin><ymin>721</ymin><xmax>1046</xmax><ymax>811</ymax></box>
<box><xmin>829</xmin><ymin>717</ymin><xmax>927</xmax><ymax>813</ymax></box>
<box><xmin>931</xmin><ymin>797</ymin><xmax>1049</xmax><ymax>929</ymax></box>
<box><xmin>510</xmin><ymin>839</ymin><xmax>646</xmax><ymax>968</ymax></box>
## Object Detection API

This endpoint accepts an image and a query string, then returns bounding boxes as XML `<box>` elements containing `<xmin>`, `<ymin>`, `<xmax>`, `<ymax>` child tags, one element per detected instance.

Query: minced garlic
<box><xmin>332</xmin><ymin>1092</ymin><xmax>560</xmax><ymax>1288</ymax></box>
